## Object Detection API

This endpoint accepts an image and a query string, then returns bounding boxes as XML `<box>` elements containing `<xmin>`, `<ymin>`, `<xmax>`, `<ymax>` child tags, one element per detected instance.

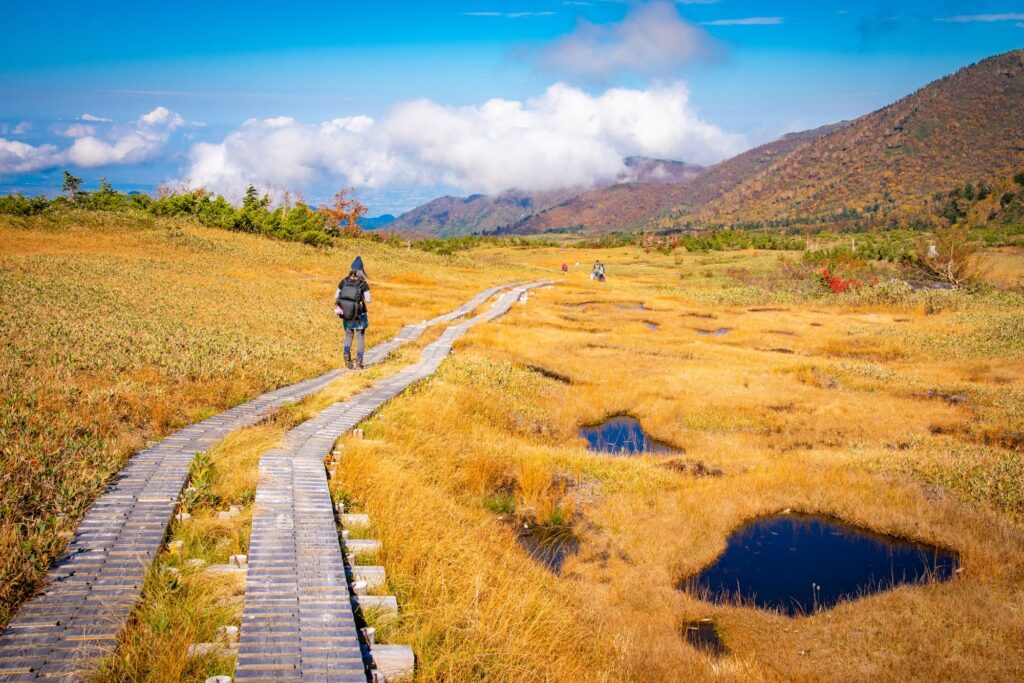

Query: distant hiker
<box><xmin>561</xmin><ymin>262</ymin><xmax>569</xmax><ymax>273</ymax></box>
<box><xmin>335</xmin><ymin>256</ymin><xmax>371</xmax><ymax>369</ymax></box>
<box><xmin>592</xmin><ymin>260</ymin><xmax>606</xmax><ymax>282</ymax></box>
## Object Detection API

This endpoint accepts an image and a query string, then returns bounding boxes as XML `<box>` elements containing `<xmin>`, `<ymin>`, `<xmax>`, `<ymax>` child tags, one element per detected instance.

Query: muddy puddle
<box><xmin>697</xmin><ymin>328</ymin><xmax>732</xmax><ymax>336</ymax></box>
<box><xmin>682</xmin><ymin>514</ymin><xmax>959</xmax><ymax>616</ymax></box>
<box><xmin>616</xmin><ymin>303</ymin><xmax>647</xmax><ymax>310</ymax></box>
<box><xmin>517</xmin><ymin>527</ymin><xmax>580</xmax><ymax>574</ymax></box>
<box><xmin>579</xmin><ymin>416</ymin><xmax>676</xmax><ymax>455</ymax></box>
<box><xmin>644</xmin><ymin>321</ymin><xmax>659</xmax><ymax>331</ymax></box>
<box><xmin>682</xmin><ymin>619</ymin><xmax>726</xmax><ymax>656</ymax></box>
<box><xmin>526</xmin><ymin>365</ymin><xmax>572</xmax><ymax>384</ymax></box>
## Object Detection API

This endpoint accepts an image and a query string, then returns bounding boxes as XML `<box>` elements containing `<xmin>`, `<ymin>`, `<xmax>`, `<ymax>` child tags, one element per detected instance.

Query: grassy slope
<box><xmin>0</xmin><ymin>209</ymin><xmax>521</xmax><ymax>625</ymax></box>
<box><xmin>697</xmin><ymin>51</ymin><xmax>1024</xmax><ymax>224</ymax></box>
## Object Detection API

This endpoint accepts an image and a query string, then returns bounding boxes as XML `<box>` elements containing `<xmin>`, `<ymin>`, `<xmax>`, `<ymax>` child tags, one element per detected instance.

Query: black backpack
<box><xmin>336</xmin><ymin>278</ymin><xmax>364</xmax><ymax>321</ymax></box>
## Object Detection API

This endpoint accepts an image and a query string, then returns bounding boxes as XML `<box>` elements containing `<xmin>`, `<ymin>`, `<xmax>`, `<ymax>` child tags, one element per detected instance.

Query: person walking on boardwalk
<box><xmin>335</xmin><ymin>256</ymin><xmax>371</xmax><ymax>369</ymax></box>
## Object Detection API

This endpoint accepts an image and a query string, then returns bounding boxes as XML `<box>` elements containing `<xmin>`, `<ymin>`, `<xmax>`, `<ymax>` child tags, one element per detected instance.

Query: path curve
<box><xmin>0</xmin><ymin>282</ymin><xmax>523</xmax><ymax>681</ymax></box>
<box><xmin>235</xmin><ymin>282</ymin><xmax>550</xmax><ymax>682</ymax></box>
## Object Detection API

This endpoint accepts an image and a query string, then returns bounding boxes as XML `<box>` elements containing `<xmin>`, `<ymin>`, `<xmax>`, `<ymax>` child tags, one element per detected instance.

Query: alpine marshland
<box><xmin>1</xmin><ymin>3</ymin><xmax>1023</xmax><ymax>682</ymax></box>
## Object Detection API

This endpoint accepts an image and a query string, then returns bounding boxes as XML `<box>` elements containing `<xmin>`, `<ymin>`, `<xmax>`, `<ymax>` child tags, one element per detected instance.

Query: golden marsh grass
<box><xmin>3</xmin><ymin>214</ymin><xmax>1024</xmax><ymax>680</ymax></box>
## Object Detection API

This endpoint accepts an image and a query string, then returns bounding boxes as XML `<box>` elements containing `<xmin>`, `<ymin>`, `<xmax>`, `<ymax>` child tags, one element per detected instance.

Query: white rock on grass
<box><xmin>216</xmin><ymin>625</ymin><xmax>239</xmax><ymax>642</ymax></box>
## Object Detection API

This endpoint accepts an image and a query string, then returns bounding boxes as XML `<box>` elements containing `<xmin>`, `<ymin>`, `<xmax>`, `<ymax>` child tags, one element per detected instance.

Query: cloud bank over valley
<box><xmin>183</xmin><ymin>82</ymin><xmax>744</xmax><ymax>201</ymax></box>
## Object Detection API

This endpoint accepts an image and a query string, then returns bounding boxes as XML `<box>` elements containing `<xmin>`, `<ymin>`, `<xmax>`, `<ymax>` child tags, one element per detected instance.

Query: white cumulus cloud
<box><xmin>65</xmin><ymin>107</ymin><xmax>191</xmax><ymax>167</ymax></box>
<box><xmin>80</xmin><ymin>113</ymin><xmax>112</xmax><ymax>122</ymax></box>
<box><xmin>183</xmin><ymin>82</ymin><xmax>744</xmax><ymax>199</ymax></box>
<box><xmin>0</xmin><ymin>138</ymin><xmax>63</xmax><ymax>173</ymax></box>
<box><xmin>139</xmin><ymin>106</ymin><xmax>187</xmax><ymax>129</ymax></box>
<box><xmin>0</xmin><ymin>107</ymin><xmax>193</xmax><ymax>175</ymax></box>
<box><xmin>533</xmin><ymin>2</ymin><xmax>719</xmax><ymax>80</ymax></box>
<box><xmin>61</xmin><ymin>124</ymin><xmax>96</xmax><ymax>138</ymax></box>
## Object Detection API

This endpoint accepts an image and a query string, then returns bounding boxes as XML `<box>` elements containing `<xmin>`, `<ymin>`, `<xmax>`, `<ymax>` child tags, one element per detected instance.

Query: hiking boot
<box><xmin>344</xmin><ymin>350</ymin><xmax>353</xmax><ymax>370</ymax></box>
<box><xmin>356</xmin><ymin>354</ymin><xmax>364</xmax><ymax>370</ymax></box>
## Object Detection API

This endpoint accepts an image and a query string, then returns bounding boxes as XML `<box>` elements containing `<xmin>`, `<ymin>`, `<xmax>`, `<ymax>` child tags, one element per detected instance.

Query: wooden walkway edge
<box><xmin>235</xmin><ymin>282</ymin><xmax>550</xmax><ymax>682</ymax></box>
<box><xmin>0</xmin><ymin>282</ymin><xmax>522</xmax><ymax>682</ymax></box>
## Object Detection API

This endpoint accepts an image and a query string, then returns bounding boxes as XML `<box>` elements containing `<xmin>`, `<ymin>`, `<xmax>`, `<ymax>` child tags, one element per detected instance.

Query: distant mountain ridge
<box><xmin>683</xmin><ymin>50</ymin><xmax>1024</xmax><ymax>227</ymax></box>
<box><xmin>360</xmin><ymin>213</ymin><xmax>395</xmax><ymax>230</ymax></box>
<box><xmin>391</xmin><ymin>50</ymin><xmax>1024</xmax><ymax>237</ymax></box>
<box><xmin>388</xmin><ymin>156</ymin><xmax>702</xmax><ymax>237</ymax></box>
<box><xmin>502</xmin><ymin>121</ymin><xmax>851</xmax><ymax>235</ymax></box>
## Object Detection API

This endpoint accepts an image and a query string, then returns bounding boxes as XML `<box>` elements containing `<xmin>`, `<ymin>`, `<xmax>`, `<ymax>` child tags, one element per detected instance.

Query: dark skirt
<box><xmin>343</xmin><ymin>313</ymin><xmax>369</xmax><ymax>331</ymax></box>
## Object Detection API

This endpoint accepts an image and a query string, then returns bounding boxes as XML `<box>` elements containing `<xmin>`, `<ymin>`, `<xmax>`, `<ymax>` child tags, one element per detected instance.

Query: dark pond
<box><xmin>682</xmin><ymin>514</ymin><xmax>959</xmax><ymax>616</ymax></box>
<box><xmin>579</xmin><ymin>416</ymin><xmax>676</xmax><ymax>455</ymax></box>
<box><xmin>517</xmin><ymin>529</ymin><xmax>580</xmax><ymax>574</ymax></box>
<box><xmin>697</xmin><ymin>328</ymin><xmax>732</xmax><ymax>336</ymax></box>
<box><xmin>682</xmin><ymin>619</ymin><xmax>726</xmax><ymax>656</ymax></box>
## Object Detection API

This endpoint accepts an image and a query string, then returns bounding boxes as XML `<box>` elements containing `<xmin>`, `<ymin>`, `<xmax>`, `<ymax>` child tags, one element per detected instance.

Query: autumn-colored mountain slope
<box><xmin>390</xmin><ymin>157</ymin><xmax>702</xmax><ymax>237</ymax></box>
<box><xmin>682</xmin><ymin>50</ymin><xmax>1024</xmax><ymax>227</ymax></box>
<box><xmin>501</xmin><ymin>122</ymin><xmax>849</xmax><ymax>235</ymax></box>
<box><xmin>388</xmin><ymin>188</ymin><xmax>581</xmax><ymax>238</ymax></box>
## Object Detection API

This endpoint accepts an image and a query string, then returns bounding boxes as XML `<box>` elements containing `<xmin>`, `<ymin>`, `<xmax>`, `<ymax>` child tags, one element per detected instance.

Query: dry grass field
<box><xmin>330</xmin><ymin>246</ymin><xmax>1024</xmax><ymax>681</ymax></box>
<box><xmin>3</xmin><ymin>212</ymin><xmax>1023</xmax><ymax>681</ymax></box>
<box><xmin>0</xmin><ymin>210</ymin><xmax>519</xmax><ymax>626</ymax></box>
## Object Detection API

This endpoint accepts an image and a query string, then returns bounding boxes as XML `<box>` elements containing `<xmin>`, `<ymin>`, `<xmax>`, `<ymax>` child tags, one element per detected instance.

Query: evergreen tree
<box><xmin>61</xmin><ymin>171</ymin><xmax>83</xmax><ymax>201</ymax></box>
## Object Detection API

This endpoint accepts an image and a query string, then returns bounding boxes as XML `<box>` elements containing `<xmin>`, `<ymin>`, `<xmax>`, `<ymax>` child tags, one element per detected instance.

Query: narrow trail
<box><xmin>0</xmin><ymin>282</ymin><xmax>525</xmax><ymax>682</ymax></box>
<box><xmin>234</xmin><ymin>282</ymin><xmax>549</xmax><ymax>682</ymax></box>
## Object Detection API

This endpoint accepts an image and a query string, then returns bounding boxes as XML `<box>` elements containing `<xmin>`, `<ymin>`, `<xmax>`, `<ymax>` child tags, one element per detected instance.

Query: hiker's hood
<box><xmin>350</xmin><ymin>256</ymin><xmax>366</xmax><ymax>277</ymax></box>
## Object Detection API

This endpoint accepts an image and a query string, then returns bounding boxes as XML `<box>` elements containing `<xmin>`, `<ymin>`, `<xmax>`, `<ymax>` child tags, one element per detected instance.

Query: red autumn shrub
<box><xmin>819</xmin><ymin>268</ymin><xmax>861</xmax><ymax>293</ymax></box>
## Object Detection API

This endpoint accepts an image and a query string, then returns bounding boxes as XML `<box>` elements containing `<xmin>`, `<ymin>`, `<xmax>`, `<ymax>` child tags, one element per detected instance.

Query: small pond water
<box><xmin>644</xmin><ymin>321</ymin><xmax>659</xmax><ymax>331</ymax></box>
<box><xmin>617</xmin><ymin>303</ymin><xmax>647</xmax><ymax>310</ymax></box>
<box><xmin>517</xmin><ymin>529</ymin><xmax>580</xmax><ymax>574</ymax></box>
<box><xmin>682</xmin><ymin>619</ymin><xmax>726</xmax><ymax>656</ymax></box>
<box><xmin>579</xmin><ymin>416</ymin><xmax>676</xmax><ymax>455</ymax></box>
<box><xmin>682</xmin><ymin>514</ymin><xmax>959</xmax><ymax>616</ymax></box>
<box><xmin>697</xmin><ymin>328</ymin><xmax>732</xmax><ymax>336</ymax></box>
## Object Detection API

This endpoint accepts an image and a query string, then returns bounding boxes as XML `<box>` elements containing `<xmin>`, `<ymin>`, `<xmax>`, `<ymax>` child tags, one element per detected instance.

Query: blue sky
<box><xmin>1</xmin><ymin>1</ymin><xmax>1022</xmax><ymax>214</ymax></box>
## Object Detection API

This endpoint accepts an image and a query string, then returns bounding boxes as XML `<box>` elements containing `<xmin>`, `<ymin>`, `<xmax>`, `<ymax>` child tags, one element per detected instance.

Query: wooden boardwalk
<box><xmin>235</xmin><ymin>283</ymin><xmax>549</xmax><ymax>682</ymax></box>
<box><xmin>0</xmin><ymin>282</ymin><xmax>522</xmax><ymax>682</ymax></box>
